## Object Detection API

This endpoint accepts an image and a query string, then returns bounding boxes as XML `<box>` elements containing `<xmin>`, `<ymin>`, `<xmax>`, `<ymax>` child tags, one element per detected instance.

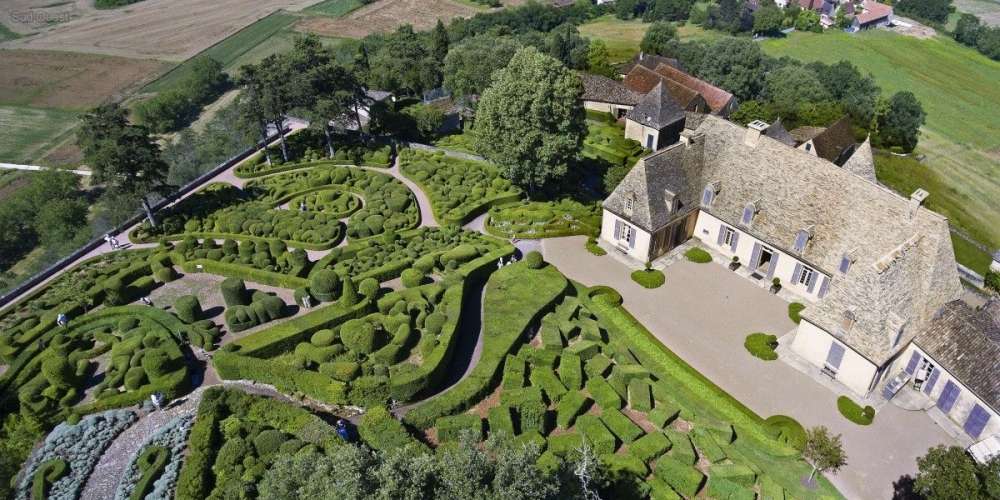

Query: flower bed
<box><xmin>113</xmin><ymin>414</ymin><xmax>194</xmax><ymax>500</ymax></box>
<box><xmin>15</xmin><ymin>409</ymin><xmax>136</xmax><ymax>500</ymax></box>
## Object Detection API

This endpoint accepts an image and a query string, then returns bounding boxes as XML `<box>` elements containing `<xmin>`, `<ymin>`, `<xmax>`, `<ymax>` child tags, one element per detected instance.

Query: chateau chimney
<box><xmin>745</xmin><ymin>120</ymin><xmax>769</xmax><ymax>148</ymax></box>
<box><xmin>908</xmin><ymin>189</ymin><xmax>929</xmax><ymax>220</ymax></box>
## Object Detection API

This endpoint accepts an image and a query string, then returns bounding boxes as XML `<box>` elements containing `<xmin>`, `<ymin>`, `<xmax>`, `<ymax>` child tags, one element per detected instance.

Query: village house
<box><xmin>600</xmin><ymin>114</ymin><xmax>966</xmax><ymax>405</ymax></box>
<box><xmin>850</xmin><ymin>0</ymin><xmax>894</xmax><ymax>31</ymax></box>
<box><xmin>581</xmin><ymin>73</ymin><xmax>643</xmax><ymax>119</ymax></box>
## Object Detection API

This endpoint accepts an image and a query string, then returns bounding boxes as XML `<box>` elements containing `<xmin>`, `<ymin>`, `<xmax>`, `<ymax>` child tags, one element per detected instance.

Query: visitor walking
<box><xmin>336</xmin><ymin>419</ymin><xmax>353</xmax><ymax>442</ymax></box>
<box><xmin>56</xmin><ymin>313</ymin><xmax>69</xmax><ymax>327</ymax></box>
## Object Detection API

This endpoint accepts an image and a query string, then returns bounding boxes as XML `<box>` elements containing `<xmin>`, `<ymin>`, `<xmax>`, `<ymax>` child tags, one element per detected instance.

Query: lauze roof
<box><xmin>580</xmin><ymin>73</ymin><xmax>642</xmax><ymax>106</ymax></box>
<box><xmin>605</xmin><ymin>115</ymin><xmax>961</xmax><ymax>364</ymax></box>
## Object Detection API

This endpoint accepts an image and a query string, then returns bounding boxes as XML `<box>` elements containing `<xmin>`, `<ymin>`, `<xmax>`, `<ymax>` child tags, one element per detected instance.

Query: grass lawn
<box><xmin>762</xmin><ymin>30</ymin><xmax>1000</xmax><ymax>254</ymax></box>
<box><xmin>144</xmin><ymin>12</ymin><xmax>300</xmax><ymax>92</ymax></box>
<box><xmin>432</xmin><ymin>130</ymin><xmax>479</xmax><ymax>155</ymax></box>
<box><xmin>0</xmin><ymin>105</ymin><xmax>79</xmax><ymax>164</ymax></box>
<box><xmin>304</xmin><ymin>0</ymin><xmax>364</xmax><ymax>16</ymax></box>
<box><xmin>579</xmin><ymin>15</ymin><xmax>722</xmax><ymax>63</ymax></box>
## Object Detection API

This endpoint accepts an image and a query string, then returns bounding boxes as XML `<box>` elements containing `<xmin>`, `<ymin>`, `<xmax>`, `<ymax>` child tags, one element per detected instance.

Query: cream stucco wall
<box><xmin>693</xmin><ymin>211</ymin><xmax>830</xmax><ymax>302</ymax></box>
<box><xmin>625</xmin><ymin>119</ymin><xmax>659</xmax><ymax>150</ymax></box>
<box><xmin>601</xmin><ymin>209</ymin><xmax>652</xmax><ymax>262</ymax></box>
<box><xmin>898</xmin><ymin>344</ymin><xmax>1000</xmax><ymax>439</ymax></box>
<box><xmin>791</xmin><ymin>320</ymin><xmax>879</xmax><ymax>396</ymax></box>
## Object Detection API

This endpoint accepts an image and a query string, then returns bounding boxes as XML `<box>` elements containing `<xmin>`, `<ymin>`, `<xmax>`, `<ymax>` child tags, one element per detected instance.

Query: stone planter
<box><xmin>729</xmin><ymin>262</ymin><xmax>741</xmax><ymax>271</ymax></box>
<box><xmin>770</xmin><ymin>285</ymin><xmax>781</xmax><ymax>294</ymax></box>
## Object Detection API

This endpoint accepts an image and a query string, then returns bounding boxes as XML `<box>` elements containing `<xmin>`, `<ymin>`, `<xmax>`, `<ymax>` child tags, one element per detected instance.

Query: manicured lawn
<box><xmin>0</xmin><ymin>105</ymin><xmax>78</xmax><ymax>164</ymax></box>
<box><xmin>762</xmin><ymin>30</ymin><xmax>1000</xmax><ymax>252</ymax></box>
<box><xmin>579</xmin><ymin>15</ymin><xmax>722</xmax><ymax>63</ymax></box>
<box><xmin>583</xmin><ymin>117</ymin><xmax>646</xmax><ymax>167</ymax></box>
<box><xmin>144</xmin><ymin>12</ymin><xmax>299</xmax><ymax>92</ymax></box>
<box><xmin>304</xmin><ymin>0</ymin><xmax>364</xmax><ymax>16</ymax></box>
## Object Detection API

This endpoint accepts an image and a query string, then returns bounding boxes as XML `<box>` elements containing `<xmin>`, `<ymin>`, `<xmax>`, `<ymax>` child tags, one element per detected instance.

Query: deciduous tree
<box><xmin>640</xmin><ymin>21</ymin><xmax>678</xmax><ymax>55</ymax></box>
<box><xmin>474</xmin><ymin>46</ymin><xmax>585</xmax><ymax>194</ymax></box>
<box><xmin>802</xmin><ymin>426</ymin><xmax>847</xmax><ymax>484</ymax></box>
<box><xmin>442</xmin><ymin>34</ymin><xmax>521</xmax><ymax>99</ymax></box>
<box><xmin>876</xmin><ymin>91</ymin><xmax>925</xmax><ymax>152</ymax></box>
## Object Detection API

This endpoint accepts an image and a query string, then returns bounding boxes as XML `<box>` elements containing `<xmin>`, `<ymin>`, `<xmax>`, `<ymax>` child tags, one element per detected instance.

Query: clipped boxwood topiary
<box><xmin>744</xmin><ymin>333</ymin><xmax>778</xmax><ymax>361</ymax></box>
<box><xmin>154</xmin><ymin>266</ymin><xmax>178</xmax><ymax>283</ymax></box>
<box><xmin>630</xmin><ymin>268</ymin><xmax>665</xmax><ymax>289</ymax></box>
<box><xmin>789</xmin><ymin>302</ymin><xmax>806</xmax><ymax>324</ymax></box>
<box><xmin>837</xmin><ymin>396</ymin><xmax>875</xmax><ymax>425</ymax></box>
<box><xmin>400</xmin><ymin>268</ymin><xmax>425</xmax><ymax>288</ymax></box>
<box><xmin>174</xmin><ymin>295</ymin><xmax>202</xmax><ymax>323</ymax></box>
<box><xmin>359</xmin><ymin>277</ymin><xmax>380</xmax><ymax>298</ymax></box>
<box><xmin>684</xmin><ymin>247</ymin><xmax>713</xmax><ymax>263</ymax></box>
<box><xmin>220</xmin><ymin>277</ymin><xmax>249</xmax><ymax>307</ymax></box>
<box><xmin>104</xmin><ymin>277</ymin><xmax>128</xmax><ymax>306</ymax></box>
<box><xmin>524</xmin><ymin>251</ymin><xmax>544</xmax><ymax>269</ymax></box>
<box><xmin>310</xmin><ymin>269</ymin><xmax>341</xmax><ymax>302</ymax></box>
<box><xmin>311</xmin><ymin>329</ymin><xmax>337</xmax><ymax>347</ymax></box>
<box><xmin>341</xmin><ymin>319</ymin><xmax>388</xmax><ymax>354</ymax></box>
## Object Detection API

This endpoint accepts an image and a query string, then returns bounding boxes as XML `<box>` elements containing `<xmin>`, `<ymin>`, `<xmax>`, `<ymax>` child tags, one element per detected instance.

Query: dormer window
<box><xmin>805</xmin><ymin>143</ymin><xmax>812</xmax><ymax>152</ymax></box>
<box><xmin>625</xmin><ymin>195</ymin><xmax>634</xmax><ymax>215</ymax></box>
<box><xmin>741</xmin><ymin>202</ymin><xmax>756</xmax><ymax>226</ymax></box>
<box><xmin>701</xmin><ymin>184</ymin><xmax>715</xmax><ymax>206</ymax></box>
<box><xmin>793</xmin><ymin>229</ymin><xmax>811</xmax><ymax>253</ymax></box>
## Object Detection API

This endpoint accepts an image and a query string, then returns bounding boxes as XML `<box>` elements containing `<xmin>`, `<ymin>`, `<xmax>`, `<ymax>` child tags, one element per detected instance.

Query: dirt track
<box><xmin>296</xmin><ymin>0</ymin><xmax>482</xmax><ymax>39</ymax></box>
<box><xmin>2</xmin><ymin>0</ymin><xmax>317</xmax><ymax>62</ymax></box>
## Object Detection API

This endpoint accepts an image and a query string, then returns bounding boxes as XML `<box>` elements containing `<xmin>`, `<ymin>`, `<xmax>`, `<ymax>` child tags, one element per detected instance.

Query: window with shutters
<box><xmin>741</xmin><ymin>203</ymin><xmax>755</xmax><ymax>226</ymax></box>
<box><xmin>625</xmin><ymin>196</ymin><xmax>634</xmax><ymax>215</ymax></box>
<box><xmin>798</xmin><ymin>266</ymin><xmax>815</xmax><ymax>288</ymax></box>
<box><xmin>723</xmin><ymin>227</ymin><xmax>736</xmax><ymax>247</ymax></box>
<box><xmin>618</xmin><ymin>222</ymin><xmax>633</xmax><ymax>243</ymax></box>
<box><xmin>839</xmin><ymin>255</ymin><xmax>852</xmax><ymax>274</ymax></box>
<box><xmin>793</xmin><ymin>230</ymin><xmax>810</xmax><ymax>253</ymax></box>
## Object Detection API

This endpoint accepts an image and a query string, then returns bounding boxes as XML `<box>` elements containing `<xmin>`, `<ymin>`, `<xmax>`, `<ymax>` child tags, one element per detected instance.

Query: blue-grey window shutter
<box><xmin>742</xmin><ymin>205</ymin><xmax>753</xmax><ymax>225</ymax></box>
<box><xmin>750</xmin><ymin>243</ymin><xmax>762</xmax><ymax>269</ymax></box>
<box><xmin>825</xmin><ymin>342</ymin><xmax>845</xmax><ymax>369</ymax></box>
<box><xmin>628</xmin><ymin>226</ymin><xmax>635</xmax><ymax>248</ymax></box>
<box><xmin>807</xmin><ymin>272</ymin><xmax>819</xmax><ymax>293</ymax></box>
<box><xmin>817</xmin><ymin>276</ymin><xmax>830</xmax><ymax>298</ymax></box>
<box><xmin>904</xmin><ymin>350</ymin><xmax>922</xmax><ymax>374</ymax></box>
<box><xmin>730</xmin><ymin>231</ymin><xmax>740</xmax><ymax>252</ymax></box>
<box><xmin>839</xmin><ymin>256</ymin><xmax>851</xmax><ymax>274</ymax></box>
<box><xmin>702</xmin><ymin>188</ymin><xmax>712</xmax><ymax>205</ymax></box>
<box><xmin>923</xmin><ymin>368</ymin><xmax>940</xmax><ymax>394</ymax></box>
<box><xmin>937</xmin><ymin>381</ymin><xmax>961</xmax><ymax>413</ymax></box>
<box><xmin>964</xmin><ymin>404</ymin><xmax>991</xmax><ymax>439</ymax></box>
<box><xmin>717</xmin><ymin>226</ymin><xmax>726</xmax><ymax>246</ymax></box>
<box><xmin>791</xmin><ymin>263</ymin><xmax>803</xmax><ymax>284</ymax></box>
<box><xmin>766</xmin><ymin>253</ymin><xmax>779</xmax><ymax>278</ymax></box>
<box><xmin>614</xmin><ymin>219</ymin><xmax>622</xmax><ymax>240</ymax></box>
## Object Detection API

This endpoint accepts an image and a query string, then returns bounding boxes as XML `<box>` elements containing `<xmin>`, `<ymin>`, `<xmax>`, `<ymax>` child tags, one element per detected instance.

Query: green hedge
<box><xmin>691</xmin><ymin>428</ymin><xmax>727</xmax><ymax>463</ymax></box>
<box><xmin>763</xmin><ymin>415</ymin><xmax>807</xmax><ymax>451</ymax></box>
<box><xmin>744</xmin><ymin>333</ymin><xmax>779</xmax><ymax>361</ymax></box>
<box><xmin>837</xmin><ymin>396</ymin><xmax>875</xmax><ymax>425</ymax></box>
<box><xmin>665</xmin><ymin>430</ymin><xmax>697</xmax><ymax>465</ymax></box>
<box><xmin>547</xmin><ymin>432</ymin><xmax>585</xmax><ymax>456</ymax></box>
<box><xmin>710</xmin><ymin>463</ymin><xmax>757</xmax><ymax>486</ymax></box>
<box><xmin>600</xmin><ymin>407</ymin><xmax>644</xmax><ymax>444</ymax></box>
<box><xmin>788</xmin><ymin>303</ymin><xmax>806</xmax><ymax>324</ymax></box>
<box><xmin>684</xmin><ymin>247</ymin><xmax>713</xmax><ymax>263</ymax></box>
<box><xmin>183</xmin><ymin>259</ymin><xmax>309</xmax><ymax>289</ymax></box>
<box><xmin>708</xmin><ymin>477</ymin><xmax>756</xmax><ymax>500</ymax></box>
<box><xmin>32</xmin><ymin>459</ymin><xmax>69</xmax><ymax>500</ymax></box>
<box><xmin>628</xmin><ymin>378</ymin><xmax>653</xmax><ymax>412</ymax></box>
<box><xmin>557</xmin><ymin>352</ymin><xmax>583</xmax><ymax>390</ymax></box>
<box><xmin>436</xmin><ymin>413</ymin><xmax>483</xmax><ymax>442</ymax></box>
<box><xmin>131</xmin><ymin>446</ymin><xmax>170</xmax><ymax>500</ymax></box>
<box><xmin>488</xmin><ymin>406</ymin><xmax>516</xmax><ymax>437</ymax></box>
<box><xmin>358</xmin><ymin>406</ymin><xmax>426</xmax><ymax>452</ymax></box>
<box><xmin>630</xmin><ymin>268</ymin><xmax>665</xmax><ymax>289</ymax></box>
<box><xmin>586</xmin><ymin>377</ymin><xmax>622</xmax><ymax>410</ymax></box>
<box><xmin>629</xmin><ymin>432</ymin><xmax>671</xmax><ymax>462</ymax></box>
<box><xmin>576</xmin><ymin>415</ymin><xmax>617</xmax><ymax>455</ymax></box>
<box><xmin>529</xmin><ymin>366</ymin><xmax>567</xmax><ymax>402</ymax></box>
<box><xmin>555</xmin><ymin>392</ymin><xmax>590</xmax><ymax>428</ymax></box>
<box><xmin>653</xmin><ymin>455</ymin><xmax>705</xmax><ymax>498</ymax></box>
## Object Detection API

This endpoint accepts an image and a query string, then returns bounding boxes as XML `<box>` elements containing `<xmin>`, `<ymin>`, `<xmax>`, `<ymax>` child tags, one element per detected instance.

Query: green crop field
<box><xmin>579</xmin><ymin>15</ymin><xmax>721</xmax><ymax>64</ymax></box>
<box><xmin>144</xmin><ymin>12</ymin><xmax>300</xmax><ymax>92</ymax></box>
<box><xmin>0</xmin><ymin>106</ymin><xmax>78</xmax><ymax>164</ymax></box>
<box><xmin>304</xmin><ymin>0</ymin><xmax>364</xmax><ymax>17</ymax></box>
<box><xmin>763</xmin><ymin>30</ymin><xmax>1000</xmax><ymax>256</ymax></box>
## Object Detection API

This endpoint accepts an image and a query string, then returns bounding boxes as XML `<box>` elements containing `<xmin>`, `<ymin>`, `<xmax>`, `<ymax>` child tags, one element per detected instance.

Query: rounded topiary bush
<box><xmin>311</xmin><ymin>270</ymin><xmax>341</xmax><ymax>302</ymax></box>
<box><xmin>359</xmin><ymin>278</ymin><xmax>380</xmax><ymax>299</ymax></box>
<box><xmin>118</xmin><ymin>317</ymin><xmax>139</xmax><ymax>333</ymax></box>
<box><xmin>588</xmin><ymin>286</ymin><xmax>623</xmax><ymax>307</ymax></box>
<box><xmin>788</xmin><ymin>303</ymin><xmax>806</xmax><ymax>324</ymax></box>
<box><xmin>413</xmin><ymin>254</ymin><xmax>437</xmax><ymax>273</ymax></box>
<box><xmin>174</xmin><ymin>295</ymin><xmax>202</xmax><ymax>323</ymax></box>
<box><xmin>141</xmin><ymin>348</ymin><xmax>173</xmax><ymax>379</ymax></box>
<box><xmin>837</xmin><ymin>396</ymin><xmax>875</xmax><ymax>425</ymax></box>
<box><xmin>744</xmin><ymin>333</ymin><xmax>779</xmax><ymax>361</ymax></box>
<box><xmin>764</xmin><ymin>415</ymin><xmax>807</xmax><ymax>451</ymax></box>
<box><xmin>524</xmin><ymin>251</ymin><xmax>544</xmax><ymax>269</ymax></box>
<box><xmin>41</xmin><ymin>357</ymin><xmax>75</xmax><ymax>388</ymax></box>
<box><xmin>253</xmin><ymin>429</ymin><xmax>288</xmax><ymax>456</ymax></box>
<box><xmin>684</xmin><ymin>247</ymin><xmax>713</xmax><ymax>264</ymax></box>
<box><xmin>104</xmin><ymin>277</ymin><xmax>128</xmax><ymax>306</ymax></box>
<box><xmin>124</xmin><ymin>366</ymin><xmax>147</xmax><ymax>390</ymax></box>
<box><xmin>320</xmin><ymin>361</ymin><xmax>361</xmax><ymax>382</ymax></box>
<box><xmin>630</xmin><ymin>268</ymin><xmax>665</xmax><ymax>288</ymax></box>
<box><xmin>154</xmin><ymin>266</ymin><xmax>178</xmax><ymax>283</ymax></box>
<box><xmin>401</xmin><ymin>268</ymin><xmax>425</xmax><ymax>288</ymax></box>
<box><xmin>311</xmin><ymin>329</ymin><xmax>337</xmax><ymax>347</ymax></box>
<box><xmin>423</xmin><ymin>312</ymin><xmax>447</xmax><ymax>336</ymax></box>
<box><xmin>341</xmin><ymin>319</ymin><xmax>388</xmax><ymax>354</ymax></box>
<box><xmin>220</xmin><ymin>278</ymin><xmax>249</xmax><ymax>307</ymax></box>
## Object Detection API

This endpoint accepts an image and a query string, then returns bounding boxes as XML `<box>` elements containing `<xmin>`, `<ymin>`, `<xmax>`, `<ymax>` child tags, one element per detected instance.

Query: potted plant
<box><xmin>729</xmin><ymin>256</ymin><xmax>741</xmax><ymax>271</ymax></box>
<box><xmin>770</xmin><ymin>277</ymin><xmax>782</xmax><ymax>294</ymax></box>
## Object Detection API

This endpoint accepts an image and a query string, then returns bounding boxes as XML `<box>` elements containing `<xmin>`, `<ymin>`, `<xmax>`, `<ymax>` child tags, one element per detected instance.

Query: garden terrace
<box><xmin>130</xmin><ymin>183</ymin><xmax>346</xmax><ymax>250</ymax></box>
<box><xmin>583</xmin><ymin>113</ymin><xmax>648</xmax><ymax>168</ymax></box>
<box><xmin>398</xmin><ymin>148</ymin><xmax>522</xmax><ymax>225</ymax></box>
<box><xmin>243</xmin><ymin>164</ymin><xmax>420</xmax><ymax>240</ymax></box>
<box><xmin>486</xmin><ymin>199</ymin><xmax>602</xmax><ymax>239</ymax></box>
<box><xmin>402</xmin><ymin>260</ymin><xmax>841</xmax><ymax>498</ymax></box>
<box><xmin>310</xmin><ymin>226</ymin><xmax>506</xmax><ymax>285</ymax></box>
<box><xmin>234</xmin><ymin>131</ymin><xmax>394</xmax><ymax>178</ymax></box>
<box><xmin>212</xmin><ymin>243</ymin><xmax>515</xmax><ymax>405</ymax></box>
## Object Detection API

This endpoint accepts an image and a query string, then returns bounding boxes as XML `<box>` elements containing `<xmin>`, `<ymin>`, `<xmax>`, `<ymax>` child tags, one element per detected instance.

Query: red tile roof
<box><xmin>651</xmin><ymin>63</ymin><xmax>735</xmax><ymax>115</ymax></box>
<box><xmin>856</xmin><ymin>0</ymin><xmax>892</xmax><ymax>24</ymax></box>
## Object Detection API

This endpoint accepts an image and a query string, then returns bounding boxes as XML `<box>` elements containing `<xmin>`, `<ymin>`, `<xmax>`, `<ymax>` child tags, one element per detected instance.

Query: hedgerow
<box><xmin>399</xmin><ymin>148</ymin><xmax>522</xmax><ymax>225</ymax></box>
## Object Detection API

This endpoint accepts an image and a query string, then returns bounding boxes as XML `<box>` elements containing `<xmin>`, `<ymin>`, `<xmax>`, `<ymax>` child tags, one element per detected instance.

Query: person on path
<box><xmin>110</xmin><ymin>236</ymin><xmax>120</xmax><ymax>249</ymax></box>
<box><xmin>299</xmin><ymin>200</ymin><xmax>307</xmax><ymax>212</ymax></box>
<box><xmin>336</xmin><ymin>419</ymin><xmax>353</xmax><ymax>442</ymax></box>
<box><xmin>56</xmin><ymin>313</ymin><xmax>69</xmax><ymax>327</ymax></box>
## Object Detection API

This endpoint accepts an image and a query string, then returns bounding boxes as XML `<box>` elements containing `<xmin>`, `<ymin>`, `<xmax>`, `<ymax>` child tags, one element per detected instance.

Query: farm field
<box><xmin>0</xmin><ymin>105</ymin><xmax>79</xmax><ymax>164</ymax></box>
<box><xmin>0</xmin><ymin>0</ymin><xmax>86</xmax><ymax>34</ymax></box>
<box><xmin>3</xmin><ymin>0</ymin><xmax>319</xmax><ymax>61</ymax></box>
<box><xmin>762</xmin><ymin>30</ymin><xmax>1000</xmax><ymax>255</ymax></box>
<box><xmin>0</xmin><ymin>24</ymin><xmax>21</xmax><ymax>42</ymax></box>
<box><xmin>304</xmin><ymin>0</ymin><xmax>365</xmax><ymax>17</ymax></box>
<box><xmin>579</xmin><ymin>15</ymin><xmax>722</xmax><ymax>64</ymax></box>
<box><xmin>952</xmin><ymin>0</ymin><xmax>1000</xmax><ymax>25</ymax></box>
<box><xmin>295</xmin><ymin>0</ymin><xmax>484</xmax><ymax>39</ymax></box>
<box><xmin>0</xmin><ymin>49</ymin><xmax>167</xmax><ymax>109</ymax></box>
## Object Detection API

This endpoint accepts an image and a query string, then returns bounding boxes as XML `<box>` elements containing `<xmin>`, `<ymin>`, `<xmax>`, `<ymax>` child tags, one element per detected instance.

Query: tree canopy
<box><xmin>640</xmin><ymin>21</ymin><xmax>678</xmax><ymax>56</ymax></box>
<box><xmin>474</xmin><ymin>46</ymin><xmax>585</xmax><ymax>194</ymax></box>
<box><xmin>915</xmin><ymin>445</ymin><xmax>1000</xmax><ymax>499</ymax></box>
<box><xmin>876</xmin><ymin>91</ymin><xmax>925</xmax><ymax>152</ymax></box>
<box><xmin>443</xmin><ymin>34</ymin><xmax>522</xmax><ymax>99</ymax></box>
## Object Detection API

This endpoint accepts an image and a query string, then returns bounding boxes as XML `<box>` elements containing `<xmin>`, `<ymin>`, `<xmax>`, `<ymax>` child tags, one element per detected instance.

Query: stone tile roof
<box><xmin>916</xmin><ymin>300</ymin><xmax>1000</xmax><ymax>412</ymax></box>
<box><xmin>812</xmin><ymin>116</ymin><xmax>857</xmax><ymax>164</ymax></box>
<box><xmin>857</xmin><ymin>0</ymin><xmax>893</xmax><ymax>24</ymax></box>
<box><xmin>580</xmin><ymin>73</ymin><xmax>642</xmax><ymax>106</ymax></box>
<box><xmin>790</xmin><ymin>126</ymin><xmax>826</xmax><ymax>143</ymax></box>
<box><xmin>763</xmin><ymin>119</ymin><xmax>797</xmax><ymax>147</ymax></box>
<box><xmin>652</xmin><ymin>64</ymin><xmax>735</xmax><ymax>115</ymax></box>
<box><xmin>604</xmin><ymin>143</ymin><xmax>694</xmax><ymax>232</ymax></box>
<box><xmin>620</xmin><ymin>54</ymin><xmax>682</xmax><ymax>75</ymax></box>
<box><xmin>625</xmin><ymin>82</ymin><xmax>686</xmax><ymax>131</ymax></box>
<box><xmin>841</xmin><ymin>136</ymin><xmax>876</xmax><ymax>182</ymax></box>
<box><xmin>607</xmin><ymin>115</ymin><xmax>961</xmax><ymax>363</ymax></box>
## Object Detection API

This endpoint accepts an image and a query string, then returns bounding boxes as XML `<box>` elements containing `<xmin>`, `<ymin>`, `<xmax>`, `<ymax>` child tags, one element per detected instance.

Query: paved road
<box><xmin>542</xmin><ymin>236</ymin><xmax>957</xmax><ymax>500</ymax></box>
<box><xmin>0</xmin><ymin>163</ymin><xmax>92</xmax><ymax>176</ymax></box>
